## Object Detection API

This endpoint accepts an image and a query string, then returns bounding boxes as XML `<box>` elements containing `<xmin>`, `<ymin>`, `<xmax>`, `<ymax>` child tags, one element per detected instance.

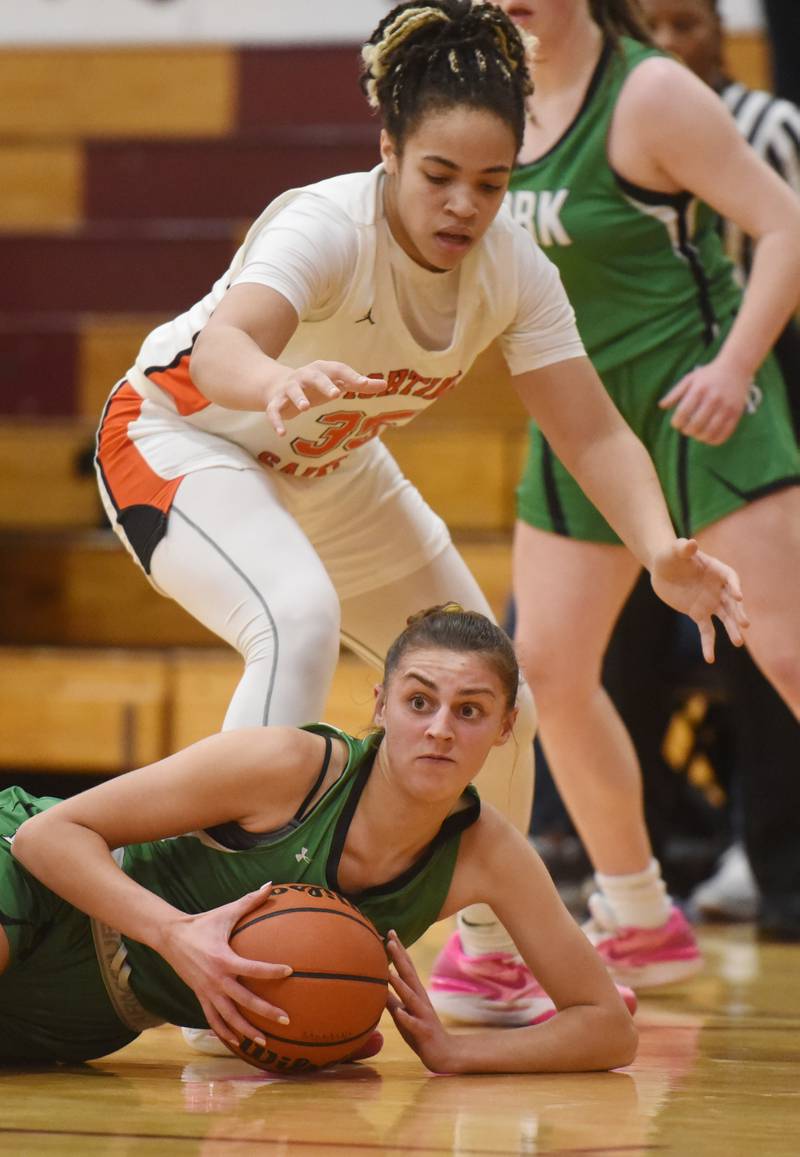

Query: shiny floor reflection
<box><xmin>1</xmin><ymin>925</ymin><xmax>798</xmax><ymax>1155</ymax></box>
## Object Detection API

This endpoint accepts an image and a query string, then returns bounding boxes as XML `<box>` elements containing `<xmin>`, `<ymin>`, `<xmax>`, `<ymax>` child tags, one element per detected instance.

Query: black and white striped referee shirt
<box><xmin>718</xmin><ymin>80</ymin><xmax>800</xmax><ymax>280</ymax></box>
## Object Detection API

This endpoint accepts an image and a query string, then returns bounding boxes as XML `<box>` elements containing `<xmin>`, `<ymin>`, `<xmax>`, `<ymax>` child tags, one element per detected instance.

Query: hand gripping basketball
<box><xmin>224</xmin><ymin>883</ymin><xmax>390</xmax><ymax>1074</ymax></box>
<box><xmin>158</xmin><ymin>882</ymin><xmax>294</xmax><ymax>1052</ymax></box>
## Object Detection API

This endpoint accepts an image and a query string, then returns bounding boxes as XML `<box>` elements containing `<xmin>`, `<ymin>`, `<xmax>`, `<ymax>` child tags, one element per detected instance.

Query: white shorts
<box><xmin>96</xmin><ymin>380</ymin><xmax>450</xmax><ymax>599</ymax></box>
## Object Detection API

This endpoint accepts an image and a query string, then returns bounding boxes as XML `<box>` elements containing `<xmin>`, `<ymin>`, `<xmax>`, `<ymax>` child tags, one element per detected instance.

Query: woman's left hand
<box><xmin>659</xmin><ymin>359</ymin><xmax>754</xmax><ymax>445</ymax></box>
<box><xmin>650</xmin><ymin>538</ymin><xmax>749</xmax><ymax>662</ymax></box>
<box><xmin>385</xmin><ymin>931</ymin><xmax>460</xmax><ymax>1073</ymax></box>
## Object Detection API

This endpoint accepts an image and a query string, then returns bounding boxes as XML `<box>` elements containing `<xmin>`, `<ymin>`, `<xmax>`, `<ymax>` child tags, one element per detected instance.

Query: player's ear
<box><xmin>380</xmin><ymin>130</ymin><xmax>399</xmax><ymax>175</ymax></box>
<box><xmin>493</xmin><ymin>705</ymin><xmax>518</xmax><ymax>747</ymax></box>
<box><xmin>372</xmin><ymin>683</ymin><xmax>386</xmax><ymax>727</ymax></box>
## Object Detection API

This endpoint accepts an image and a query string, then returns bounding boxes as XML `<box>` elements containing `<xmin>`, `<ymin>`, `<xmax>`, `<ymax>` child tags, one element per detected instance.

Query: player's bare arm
<box><xmin>614</xmin><ymin>58</ymin><xmax>800</xmax><ymax>438</ymax></box>
<box><xmin>392</xmin><ymin>806</ymin><xmax>637</xmax><ymax>1074</ymax></box>
<box><xmin>190</xmin><ymin>283</ymin><xmax>386</xmax><ymax>433</ymax></box>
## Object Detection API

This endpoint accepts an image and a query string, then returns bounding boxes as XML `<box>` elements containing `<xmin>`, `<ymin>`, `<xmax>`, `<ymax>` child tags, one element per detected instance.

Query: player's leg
<box><xmin>695</xmin><ymin>486</ymin><xmax>800</xmax><ymax>939</ymax></box>
<box><xmin>513</xmin><ymin>523</ymin><xmax>701</xmax><ymax>987</ymax></box>
<box><xmin>696</xmin><ymin>487</ymin><xmax>800</xmax><ymax>720</ymax></box>
<box><xmin>149</xmin><ymin>467</ymin><xmax>341</xmax><ymax>729</ymax></box>
<box><xmin>513</xmin><ymin>524</ymin><xmax>644</xmax><ymax>869</ymax></box>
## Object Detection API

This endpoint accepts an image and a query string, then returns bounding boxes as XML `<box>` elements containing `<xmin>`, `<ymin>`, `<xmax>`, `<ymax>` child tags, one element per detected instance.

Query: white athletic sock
<box><xmin>593</xmin><ymin>858</ymin><xmax>672</xmax><ymax>929</ymax></box>
<box><xmin>457</xmin><ymin>905</ymin><xmax>517</xmax><ymax>956</ymax></box>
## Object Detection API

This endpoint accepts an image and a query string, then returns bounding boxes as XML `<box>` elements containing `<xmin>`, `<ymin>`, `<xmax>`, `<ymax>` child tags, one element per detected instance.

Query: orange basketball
<box><xmin>225</xmin><ymin>883</ymin><xmax>389</xmax><ymax>1074</ymax></box>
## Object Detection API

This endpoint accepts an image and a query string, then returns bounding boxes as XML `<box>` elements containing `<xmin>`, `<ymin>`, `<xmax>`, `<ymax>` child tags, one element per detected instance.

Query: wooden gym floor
<box><xmin>1</xmin><ymin>918</ymin><xmax>799</xmax><ymax>1154</ymax></box>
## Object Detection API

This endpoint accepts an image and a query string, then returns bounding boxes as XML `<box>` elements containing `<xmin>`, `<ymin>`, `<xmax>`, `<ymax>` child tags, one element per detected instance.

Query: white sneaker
<box><xmin>690</xmin><ymin>844</ymin><xmax>759</xmax><ymax>922</ymax></box>
<box><xmin>181</xmin><ymin>1026</ymin><xmax>232</xmax><ymax>1056</ymax></box>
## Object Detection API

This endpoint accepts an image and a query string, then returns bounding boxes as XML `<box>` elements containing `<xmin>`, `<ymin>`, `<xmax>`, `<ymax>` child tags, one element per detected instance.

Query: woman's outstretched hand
<box><xmin>265</xmin><ymin>361</ymin><xmax>387</xmax><ymax>435</ymax></box>
<box><xmin>386</xmin><ymin>930</ymin><xmax>459</xmax><ymax>1074</ymax></box>
<box><xmin>650</xmin><ymin>538</ymin><xmax>749</xmax><ymax>662</ymax></box>
<box><xmin>158</xmin><ymin>883</ymin><xmax>292</xmax><ymax>1050</ymax></box>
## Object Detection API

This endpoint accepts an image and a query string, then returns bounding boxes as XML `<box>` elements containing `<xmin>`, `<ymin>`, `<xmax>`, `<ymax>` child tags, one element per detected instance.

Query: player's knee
<box><xmin>238</xmin><ymin>581</ymin><xmax>340</xmax><ymax>669</ymax></box>
<box><xmin>526</xmin><ymin>656</ymin><xmax>601</xmax><ymax>716</ymax></box>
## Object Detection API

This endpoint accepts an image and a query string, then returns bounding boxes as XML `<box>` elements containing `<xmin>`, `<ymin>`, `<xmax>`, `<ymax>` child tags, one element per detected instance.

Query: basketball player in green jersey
<box><xmin>495</xmin><ymin>0</ymin><xmax>800</xmax><ymax>974</ymax></box>
<box><xmin>0</xmin><ymin>608</ymin><xmax>636</xmax><ymax>1075</ymax></box>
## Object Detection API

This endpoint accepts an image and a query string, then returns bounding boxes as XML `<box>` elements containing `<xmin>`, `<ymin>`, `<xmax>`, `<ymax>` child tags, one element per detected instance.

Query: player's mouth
<box><xmin>433</xmin><ymin>229</ymin><xmax>473</xmax><ymax>254</ymax></box>
<box><xmin>506</xmin><ymin>3</ymin><xmax>535</xmax><ymax>20</ymax></box>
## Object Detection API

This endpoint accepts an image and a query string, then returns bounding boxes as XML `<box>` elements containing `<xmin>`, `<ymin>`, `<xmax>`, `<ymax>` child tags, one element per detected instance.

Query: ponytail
<box><xmin>588</xmin><ymin>0</ymin><xmax>656</xmax><ymax>46</ymax></box>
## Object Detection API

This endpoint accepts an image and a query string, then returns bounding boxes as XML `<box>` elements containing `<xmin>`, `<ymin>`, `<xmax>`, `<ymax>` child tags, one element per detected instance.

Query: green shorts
<box><xmin>0</xmin><ymin>788</ymin><xmax>138</xmax><ymax>1064</ymax></box>
<box><xmin>517</xmin><ymin>324</ymin><xmax>800</xmax><ymax>543</ymax></box>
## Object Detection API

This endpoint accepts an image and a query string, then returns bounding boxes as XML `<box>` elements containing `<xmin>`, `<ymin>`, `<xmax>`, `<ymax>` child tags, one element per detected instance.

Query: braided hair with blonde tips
<box><xmin>361</xmin><ymin>0</ymin><xmax>534</xmax><ymax>152</ymax></box>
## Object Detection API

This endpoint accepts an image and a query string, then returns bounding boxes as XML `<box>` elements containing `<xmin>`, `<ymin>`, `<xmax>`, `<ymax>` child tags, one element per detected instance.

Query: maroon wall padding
<box><xmin>0</xmin><ymin>228</ymin><xmax>238</xmax><ymax>313</ymax></box>
<box><xmin>0</xmin><ymin>321</ymin><xmax>77</xmax><ymax>416</ymax></box>
<box><xmin>85</xmin><ymin>128</ymin><xmax>379</xmax><ymax>221</ymax></box>
<box><xmin>237</xmin><ymin>46</ymin><xmax>375</xmax><ymax>130</ymax></box>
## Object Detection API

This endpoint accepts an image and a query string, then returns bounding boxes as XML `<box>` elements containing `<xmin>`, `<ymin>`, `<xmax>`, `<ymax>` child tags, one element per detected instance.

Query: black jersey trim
<box><xmin>205</xmin><ymin>735</ymin><xmax>333</xmax><ymax>851</ymax></box>
<box><xmin>326</xmin><ymin>752</ymin><xmax>373</xmax><ymax>892</ymax></box>
<box><xmin>295</xmin><ymin>734</ymin><xmax>334</xmax><ymax>821</ymax></box>
<box><xmin>613</xmin><ymin>172</ymin><xmax>690</xmax><ymax>210</ymax></box>
<box><xmin>704</xmin><ymin>471</ymin><xmax>800</xmax><ymax>506</ymax></box>
<box><xmin>514</xmin><ymin>39</ymin><xmax>614</xmax><ymax>170</ymax></box>
<box><xmin>326</xmin><ymin>752</ymin><xmax>480</xmax><ymax>902</ymax></box>
<box><xmin>94</xmin><ymin>380</ymin><xmax>128</xmax><ymax>516</ymax></box>
<box><xmin>677</xmin><ymin>435</ymin><xmax>691</xmax><ymax>539</ymax></box>
<box><xmin>614</xmin><ymin>175</ymin><xmax>718</xmax><ymax>345</ymax></box>
<box><xmin>541</xmin><ymin>438</ymin><xmax>569</xmax><ymax>537</ymax></box>
<box><xmin>142</xmin><ymin>331</ymin><xmax>202</xmax><ymax>379</ymax></box>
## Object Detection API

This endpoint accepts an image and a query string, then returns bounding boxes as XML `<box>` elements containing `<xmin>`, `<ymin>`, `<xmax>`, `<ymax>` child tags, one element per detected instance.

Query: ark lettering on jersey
<box><xmin>505</xmin><ymin>189</ymin><xmax>572</xmax><ymax>247</ymax></box>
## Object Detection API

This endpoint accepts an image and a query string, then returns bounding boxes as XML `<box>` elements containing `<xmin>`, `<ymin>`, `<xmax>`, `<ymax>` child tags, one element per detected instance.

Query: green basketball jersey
<box><xmin>121</xmin><ymin>723</ymin><xmax>479</xmax><ymax>1026</ymax></box>
<box><xmin>506</xmin><ymin>38</ymin><xmax>741</xmax><ymax>375</ymax></box>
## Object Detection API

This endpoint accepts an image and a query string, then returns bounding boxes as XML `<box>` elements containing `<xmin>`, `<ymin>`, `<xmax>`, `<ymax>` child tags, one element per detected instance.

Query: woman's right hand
<box><xmin>386</xmin><ymin>931</ymin><xmax>462</xmax><ymax>1073</ymax></box>
<box><xmin>265</xmin><ymin>361</ymin><xmax>387</xmax><ymax>435</ymax></box>
<box><xmin>157</xmin><ymin>883</ymin><xmax>293</xmax><ymax>1050</ymax></box>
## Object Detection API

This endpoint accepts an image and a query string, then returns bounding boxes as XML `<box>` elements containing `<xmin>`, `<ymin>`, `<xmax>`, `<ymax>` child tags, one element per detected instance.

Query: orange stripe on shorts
<box><xmin>97</xmin><ymin>382</ymin><xmax>183</xmax><ymax>513</ymax></box>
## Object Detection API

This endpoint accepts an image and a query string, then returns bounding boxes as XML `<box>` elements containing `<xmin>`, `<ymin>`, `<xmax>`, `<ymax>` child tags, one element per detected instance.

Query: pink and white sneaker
<box><xmin>428</xmin><ymin>932</ymin><xmax>637</xmax><ymax>1027</ymax></box>
<box><xmin>584</xmin><ymin>898</ymin><xmax>703</xmax><ymax>988</ymax></box>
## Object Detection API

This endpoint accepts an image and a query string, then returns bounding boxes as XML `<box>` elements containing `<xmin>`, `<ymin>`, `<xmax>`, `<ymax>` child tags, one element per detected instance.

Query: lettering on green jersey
<box><xmin>505</xmin><ymin>189</ymin><xmax>572</xmax><ymax>247</ymax></box>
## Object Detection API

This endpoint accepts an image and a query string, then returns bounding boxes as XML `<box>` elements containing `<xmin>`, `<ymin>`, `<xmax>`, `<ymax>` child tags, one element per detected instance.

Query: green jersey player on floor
<box><xmin>0</xmin><ymin>607</ymin><xmax>637</xmax><ymax>1075</ymax></box>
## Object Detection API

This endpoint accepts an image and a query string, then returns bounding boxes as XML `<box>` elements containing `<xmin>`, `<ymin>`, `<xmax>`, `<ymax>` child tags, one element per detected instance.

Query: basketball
<box><xmin>225</xmin><ymin>883</ymin><xmax>389</xmax><ymax>1074</ymax></box>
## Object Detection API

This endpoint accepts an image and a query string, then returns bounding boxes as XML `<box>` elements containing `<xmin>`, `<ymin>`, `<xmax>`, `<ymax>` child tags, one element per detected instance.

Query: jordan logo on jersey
<box><xmin>505</xmin><ymin>189</ymin><xmax>572</xmax><ymax>247</ymax></box>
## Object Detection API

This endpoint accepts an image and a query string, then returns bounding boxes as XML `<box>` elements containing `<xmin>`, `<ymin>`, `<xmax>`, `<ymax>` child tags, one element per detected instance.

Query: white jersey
<box><xmin>124</xmin><ymin>165</ymin><xmax>584</xmax><ymax>479</ymax></box>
